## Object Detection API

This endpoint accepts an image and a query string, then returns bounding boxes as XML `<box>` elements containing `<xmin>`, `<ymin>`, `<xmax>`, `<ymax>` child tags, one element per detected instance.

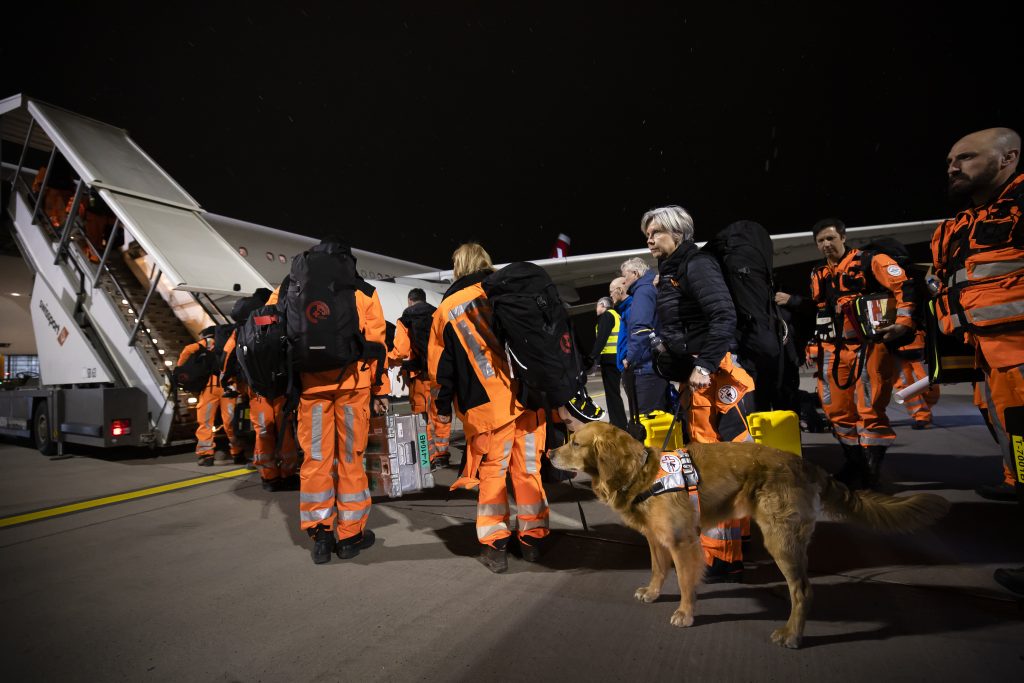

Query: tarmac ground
<box><xmin>1</xmin><ymin>375</ymin><xmax>1022</xmax><ymax>681</ymax></box>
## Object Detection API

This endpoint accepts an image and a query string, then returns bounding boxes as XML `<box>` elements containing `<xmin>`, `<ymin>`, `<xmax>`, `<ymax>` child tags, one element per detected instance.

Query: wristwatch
<box><xmin>694</xmin><ymin>365</ymin><xmax>712</xmax><ymax>377</ymax></box>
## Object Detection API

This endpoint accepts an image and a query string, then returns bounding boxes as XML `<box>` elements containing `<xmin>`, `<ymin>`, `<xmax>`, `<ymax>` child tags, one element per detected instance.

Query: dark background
<box><xmin>3</xmin><ymin>2</ymin><xmax>1020</xmax><ymax>269</ymax></box>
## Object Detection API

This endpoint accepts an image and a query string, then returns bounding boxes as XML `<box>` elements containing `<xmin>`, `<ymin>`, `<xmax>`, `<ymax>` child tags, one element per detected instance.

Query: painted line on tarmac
<box><xmin>0</xmin><ymin>468</ymin><xmax>253</xmax><ymax>528</ymax></box>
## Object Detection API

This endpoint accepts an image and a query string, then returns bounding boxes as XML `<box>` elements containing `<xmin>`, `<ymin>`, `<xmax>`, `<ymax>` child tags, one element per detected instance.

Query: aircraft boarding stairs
<box><xmin>1</xmin><ymin>94</ymin><xmax>270</xmax><ymax>447</ymax></box>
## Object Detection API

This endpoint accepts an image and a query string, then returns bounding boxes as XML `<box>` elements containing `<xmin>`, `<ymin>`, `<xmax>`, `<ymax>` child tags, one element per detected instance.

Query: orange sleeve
<box><xmin>869</xmin><ymin>253</ymin><xmax>914</xmax><ymax>328</ymax></box>
<box><xmin>266</xmin><ymin>285</ymin><xmax>280</xmax><ymax>306</ymax></box>
<box><xmin>359</xmin><ymin>289</ymin><xmax>388</xmax><ymax>395</ymax></box>
<box><xmin>177</xmin><ymin>341</ymin><xmax>200</xmax><ymax>367</ymax></box>
<box><xmin>222</xmin><ymin>331</ymin><xmax>237</xmax><ymax>373</ymax></box>
<box><xmin>388</xmin><ymin>321</ymin><xmax>411</xmax><ymax>368</ymax></box>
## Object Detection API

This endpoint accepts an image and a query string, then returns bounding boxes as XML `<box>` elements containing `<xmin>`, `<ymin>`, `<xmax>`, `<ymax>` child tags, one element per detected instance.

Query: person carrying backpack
<box><xmin>428</xmin><ymin>242</ymin><xmax>549</xmax><ymax>574</ymax></box>
<box><xmin>394</xmin><ymin>288</ymin><xmax>451</xmax><ymax>469</ymax></box>
<box><xmin>223</xmin><ymin>289</ymin><xmax>299</xmax><ymax>491</ymax></box>
<box><xmin>267</xmin><ymin>236</ymin><xmax>389</xmax><ymax>565</ymax></box>
<box><xmin>175</xmin><ymin>325</ymin><xmax>244</xmax><ymax>466</ymax></box>
<box><xmin>643</xmin><ymin>205</ymin><xmax>756</xmax><ymax>584</ymax></box>
<box><xmin>800</xmin><ymin>218</ymin><xmax>914</xmax><ymax>489</ymax></box>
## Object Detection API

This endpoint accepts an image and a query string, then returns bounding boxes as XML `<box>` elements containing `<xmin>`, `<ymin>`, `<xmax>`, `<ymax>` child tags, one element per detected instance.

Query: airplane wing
<box><xmin>403</xmin><ymin>219</ymin><xmax>941</xmax><ymax>299</ymax></box>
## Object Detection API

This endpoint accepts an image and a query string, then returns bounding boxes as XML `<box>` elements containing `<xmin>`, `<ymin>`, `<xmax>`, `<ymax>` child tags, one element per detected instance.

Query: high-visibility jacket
<box><xmin>931</xmin><ymin>173</ymin><xmax>1024</xmax><ymax>368</ymax></box>
<box><xmin>388</xmin><ymin>320</ymin><xmax>412</xmax><ymax>368</ymax></box>
<box><xmin>427</xmin><ymin>270</ymin><xmax>524</xmax><ymax>434</ymax></box>
<box><xmin>176</xmin><ymin>337</ymin><xmax>222</xmax><ymax>391</ymax></box>
<box><xmin>597</xmin><ymin>309</ymin><xmax>621</xmax><ymax>356</ymax></box>
<box><xmin>810</xmin><ymin>247</ymin><xmax>915</xmax><ymax>342</ymax></box>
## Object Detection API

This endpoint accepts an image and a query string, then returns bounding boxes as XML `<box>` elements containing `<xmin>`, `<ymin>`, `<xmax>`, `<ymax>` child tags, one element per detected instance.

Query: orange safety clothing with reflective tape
<box><xmin>428</xmin><ymin>271</ymin><xmax>524</xmax><ymax>435</ymax></box>
<box><xmin>470</xmin><ymin>408</ymin><xmax>549</xmax><ymax>546</ymax></box>
<box><xmin>931</xmin><ymin>173</ymin><xmax>1024</xmax><ymax>369</ymax></box>
<box><xmin>250</xmin><ymin>393</ymin><xmax>297</xmax><ymax>481</ymax></box>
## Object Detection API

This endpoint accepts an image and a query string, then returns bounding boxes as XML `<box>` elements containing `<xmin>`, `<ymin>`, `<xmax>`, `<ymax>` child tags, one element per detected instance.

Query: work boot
<box><xmin>911</xmin><ymin>420</ymin><xmax>932</xmax><ymax>430</ymax></box>
<box><xmin>975</xmin><ymin>482</ymin><xmax>1018</xmax><ymax>502</ymax></box>
<box><xmin>278</xmin><ymin>474</ymin><xmax>300</xmax><ymax>491</ymax></box>
<box><xmin>519</xmin><ymin>535</ymin><xmax>546</xmax><ymax>563</ymax></box>
<box><xmin>704</xmin><ymin>557</ymin><xmax>743</xmax><ymax>584</ymax></box>
<box><xmin>430</xmin><ymin>454</ymin><xmax>450</xmax><ymax>471</ymax></box>
<box><xmin>835</xmin><ymin>443</ymin><xmax>869</xmax><ymax>490</ymax></box>
<box><xmin>232</xmin><ymin>453</ymin><xmax>247</xmax><ymax>465</ymax></box>
<box><xmin>311</xmin><ymin>526</ymin><xmax>335</xmax><ymax>565</ymax></box>
<box><xmin>198</xmin><ymin>455</ymin><xmax>214</xmax><ymax>467</ymax></box>
<box><xmin>336</xmin><ymin>529</ymin><xmax>376</xmax><ymax>560</ymax></box>
<box><xmin>261</xmin><ymin>478</ymin><xmax>281</xmax><ymax>492</ymax></box>
<box><xmin>478</xmin><ymin>542</ymin><xmax>509</xmax><ymax>574</ymax></box>
<box><xmin>994</xmin><ymin>566</ymin><xmax>1024</xmax><ymax>596</ymax></box>
<box><xmin>863</xmin><ymin>445</ymin><xmax>887</xmax><ymax>489</ymax></box>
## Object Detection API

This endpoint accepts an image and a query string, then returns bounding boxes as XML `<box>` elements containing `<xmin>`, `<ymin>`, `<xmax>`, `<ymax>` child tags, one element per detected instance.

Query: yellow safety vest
<box><xmin>598</xmin><ymin>309</ymin><xmax>620</xmax><ymax>356</ymax></box>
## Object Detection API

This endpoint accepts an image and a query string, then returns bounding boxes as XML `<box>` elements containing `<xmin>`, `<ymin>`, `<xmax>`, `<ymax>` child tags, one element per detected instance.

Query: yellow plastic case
<box><xmin>641</xmin><ymin>410</ymin><xmax>685</xmax><ymax>450</ymax></box>
<box><xmin>746</xmin><ymin>410</ymin><xmax>802</xmax><ymax>457</ymax></box>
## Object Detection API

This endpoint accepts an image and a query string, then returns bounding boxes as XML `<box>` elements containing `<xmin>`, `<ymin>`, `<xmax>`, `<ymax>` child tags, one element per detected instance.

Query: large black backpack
<box><xmin>282</xmin><ymin>243</ymin><xmax>367</xmax><ymax>373</ymax></box>
<box><xmin>483</xmin><ymin>262</ymin><xmax>581</xmax><ymax>410</ymax></box>
<box><xmin>282</xmin><ymin>242</ymin><xmax>386</xmax><ymax>384</ymax></box>
<box><xmin>398</xmin><ymin>301</ymin><xmax>436</xmax><ymax>373</ymax></box>
<box><xmin>235</xmin><ymin>305</ymin><xmax>290</xmax><ymax>399</ymax></box>
<box><xmin>702</xmin><ymin>220</ymin><xmax>786</xmax><ymax>368</ymax></box>
<box><xmin>172</xmin><ymin>342</ymin><xmax>216</xmax><ymax>393</ymax></box>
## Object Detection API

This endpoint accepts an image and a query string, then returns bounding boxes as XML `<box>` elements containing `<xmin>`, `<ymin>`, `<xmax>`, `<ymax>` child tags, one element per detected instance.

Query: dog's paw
<box><xmin>770</xmin><ymin>627</ymin><xmax>802</xmax><ymax>649</ymax></box>
<box><xmin>634</xmin><ymin>587</ymin><xmax>660</xmax><ymax>603</ymax></box>
<box><xmin>669</xmin><ymin>609</ymin><xmax>694</xmax><ymax>628</ymax></box>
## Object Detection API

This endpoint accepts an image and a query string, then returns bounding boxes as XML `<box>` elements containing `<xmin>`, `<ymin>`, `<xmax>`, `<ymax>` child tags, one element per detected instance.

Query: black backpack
<box><xmin>398</xmin><ymin>302</ymin><xmax>437</xmax><ymax>373</ymax></box>
<box><xmin>282</xmin><ymin>242</ymin><xmax>386</xmax><ymax>382</ymax></box>
<box><xmin>483</xmin><ymin>262</ymin><xmax>581</xmax><ymax>410</ymax></box>
<box><xmin>235</xmin><ymin>305</ymin><xmax>290</xmax><ymax>399</ymax></box>
<box><xmin>172</xmin><ymin>342</ymin><xmax>217</xmax><ymax>393</ymax></box>
<box><xmin>702</xmin><ymin>220</ymin><xmax>786</xmax><ymax>367</ymax></box>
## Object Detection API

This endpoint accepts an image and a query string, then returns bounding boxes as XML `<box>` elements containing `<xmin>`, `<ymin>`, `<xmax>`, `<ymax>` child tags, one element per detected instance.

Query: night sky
<box><xmin>4</xmin><ymin>3</ymin><xmax>1021</xmax><ymax>269</ymax></box>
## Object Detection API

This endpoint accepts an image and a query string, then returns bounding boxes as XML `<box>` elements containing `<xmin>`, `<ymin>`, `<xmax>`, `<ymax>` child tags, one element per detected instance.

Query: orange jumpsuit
<box><xmin>811</xmin><ymin>248</ymin><xmax>915</xmax><ymax>448</ymax></box>
<box><xmin>32</xmin><ymin>167</ymin><xmax>71</xmax><ymax>232</ymax></box>
<box><xmin>176</xmin><ymin>338</ymin><xmax>242</xmax><ymax>459</ymax></box>
<box><xmin>269</xmin><ymin>284</ymin><xmax>388</xmax><ymax>542</ymax></box>
<box><xmin>932</xmin><ymin>172</ymin><xmax>1024</xmax><ymax>486</ymax></box>
<box><xmin>428</xmin><ymin>272</ymin><xmax>548</xmax><ymax>548</ymax></box>
<box><xmin>687</xmin><ymin>352</ymin><xmax>755</xmax><ymax>566</ymax></box>
<box><xmin>223</xmin><ymin>332</ymin><xmax>297</xmax><ymax>481</ymax></box>
<box><xmin>893</xmin><ymin>330</ymin><xmax>940</xmax><ymax>425</ymax></box>
<box><xmin>390</xmin><ymin>319</ymin><xmax>451</xmax><ymax>464</ymax></box>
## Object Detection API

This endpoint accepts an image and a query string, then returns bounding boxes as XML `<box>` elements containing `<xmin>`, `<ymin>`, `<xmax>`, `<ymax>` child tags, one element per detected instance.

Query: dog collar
<box><xmin>632</xmin><ymin>449</ymin><xmax>700</xmax><ymax>506</ymax></box>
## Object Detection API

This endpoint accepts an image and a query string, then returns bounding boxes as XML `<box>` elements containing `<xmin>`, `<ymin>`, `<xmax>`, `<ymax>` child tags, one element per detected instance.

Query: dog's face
<box><xmin>550</xmin><ymin>422</ymin><xmax>647</xmax><ymax>501</ymax></box>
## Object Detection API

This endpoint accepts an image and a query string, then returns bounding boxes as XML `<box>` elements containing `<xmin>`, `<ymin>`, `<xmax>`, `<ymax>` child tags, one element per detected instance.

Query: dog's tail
<box><xmin>818</xmin><ymin>472</ymin><xmax>950</xmax><ymax>532</ymax></box>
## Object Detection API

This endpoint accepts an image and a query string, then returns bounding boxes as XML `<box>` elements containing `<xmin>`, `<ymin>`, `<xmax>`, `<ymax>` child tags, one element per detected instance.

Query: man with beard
<box><xmin>931</xmin><ymin>127</ymin><xmax>1023</xmax><ymax>594</ymax></box>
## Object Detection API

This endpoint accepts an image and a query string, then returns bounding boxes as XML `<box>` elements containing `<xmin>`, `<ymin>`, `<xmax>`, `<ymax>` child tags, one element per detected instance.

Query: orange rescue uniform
<box><xmin>932</xmin><ymin>173</ymin><xmax>1024</xmax><ymax>486</ymax></box>
<box><xmin>893</xmin><ymin>331</ymin><xmax>940</xmax><ymax>424</ymax></box>
<box><xmin>428</xmin><ymin>272</ymin><xmax>548</xmax><ymax>548</ymax></box>
<box><xmin>268</xmin><ymin>283</ymin><xmax>388</xmax><ymax>542</ymax></box>
<box><xmin>223</xmin><ymin>332</ymin><xmax>297</xmax><ymax>481</ymax></box>
<box><xmin>176</xmin><ymin>338</ymin><xmax>242</xmax><ymax>459</ymax></box>
<box><xmin>811</xmin><ymin>247</ymin><xmax>915</xmax><ymax>447</ymax></box>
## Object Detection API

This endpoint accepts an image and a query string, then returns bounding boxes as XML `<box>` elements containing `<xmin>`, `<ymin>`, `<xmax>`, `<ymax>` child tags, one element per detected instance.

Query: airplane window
<box><xmin>265</xmin><ymin>251</ymin><xmax>274</xmax><ymax>261</ymax></box>
<box><xmin>278</xmin><ymin>254</ymin><xmax>287</xmax><ymax>263</ymax></box>
<box><xmin>238</xmin><ymin>246</ymin><xmax>248</xmax><ymax>257</ymax></box>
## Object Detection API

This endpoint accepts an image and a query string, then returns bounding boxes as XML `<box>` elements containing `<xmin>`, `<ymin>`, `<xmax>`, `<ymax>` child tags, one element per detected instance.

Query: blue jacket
<box><xmin>625</xmin><ymin>269</ymin><xmax>658</xmax><ymax>371</ymax></box>
<box><xmin>614</xmin><ymin>295</ymin><xmax>632</xmax><ymax>372</ymax></box>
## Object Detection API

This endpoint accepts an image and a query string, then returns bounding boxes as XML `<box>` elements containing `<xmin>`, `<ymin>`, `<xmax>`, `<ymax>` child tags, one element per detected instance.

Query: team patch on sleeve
<box><xmin>717</xmin><ymin>385</ymin><xmax>739</xmax><ymax>405</ymax></box>
<box><xmin>886</xmin><ymin>264</ymin><xmax>903</xmax><ymax>277</ymax></box>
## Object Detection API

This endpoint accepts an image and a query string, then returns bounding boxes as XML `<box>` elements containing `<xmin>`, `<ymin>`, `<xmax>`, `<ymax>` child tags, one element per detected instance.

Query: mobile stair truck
<box><xmin>0</xmin><ymin>94</ymin><xmax>269</xmax><ymax>454</ymax></box>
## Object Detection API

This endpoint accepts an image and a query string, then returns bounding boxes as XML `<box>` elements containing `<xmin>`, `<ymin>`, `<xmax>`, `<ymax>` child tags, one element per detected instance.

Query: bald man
<box><xmin>934</xmin><ymin>127</ymin><xmax>1024</xmax><ymax>594</ymax></box>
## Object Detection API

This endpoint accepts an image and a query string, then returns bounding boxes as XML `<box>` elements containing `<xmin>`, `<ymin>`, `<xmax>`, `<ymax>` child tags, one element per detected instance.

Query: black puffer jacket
<box><xmin>655</xmin><ymin>240</ymin><xmax>737</xmax><ymax>373</ymax></box>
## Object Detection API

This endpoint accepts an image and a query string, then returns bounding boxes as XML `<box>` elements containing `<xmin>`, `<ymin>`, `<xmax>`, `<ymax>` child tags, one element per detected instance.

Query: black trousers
<box><xmin>599</xmin><ymin>360</ymin><xmax>627</xmax><ymax>429</ymax></box>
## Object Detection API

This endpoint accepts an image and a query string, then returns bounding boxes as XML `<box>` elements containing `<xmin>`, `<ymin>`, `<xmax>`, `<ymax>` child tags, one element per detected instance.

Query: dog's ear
<box><xmin>592</xmin><ymin>426</ymin><xmax>645</xmax><ymax>493</ymax></box>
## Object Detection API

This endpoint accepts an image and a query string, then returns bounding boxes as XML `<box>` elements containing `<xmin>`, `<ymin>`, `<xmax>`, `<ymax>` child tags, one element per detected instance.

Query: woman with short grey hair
<box><xmin>640</xmin><ymin>205</ymin><xmax>694</xmax><ymax>244</ymax></box>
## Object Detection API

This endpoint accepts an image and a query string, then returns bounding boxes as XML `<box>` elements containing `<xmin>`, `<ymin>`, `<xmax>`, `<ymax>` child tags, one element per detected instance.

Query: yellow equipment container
<box><xmin>746</xmin><ymin>410</ymin><xmax>802</xmax><ymax>456</ymax></box>
<box><xmin>641</xmin><ymin>410</ymin><xmax>685</xmax><ymax>450</ymax></box>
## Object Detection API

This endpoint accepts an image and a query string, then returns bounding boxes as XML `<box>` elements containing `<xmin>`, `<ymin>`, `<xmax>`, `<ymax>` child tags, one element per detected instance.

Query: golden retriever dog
<box><xmin>549</xmin><ymin>422</ymin><xmax>950</xmax><ymax>648</ymax></box>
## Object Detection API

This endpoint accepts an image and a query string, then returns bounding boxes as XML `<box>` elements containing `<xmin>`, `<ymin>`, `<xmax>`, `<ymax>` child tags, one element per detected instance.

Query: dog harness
<box><xmin>632</xmin><ymin>449</ymin><xmax>701</xmax><ymax>515</ymax></box>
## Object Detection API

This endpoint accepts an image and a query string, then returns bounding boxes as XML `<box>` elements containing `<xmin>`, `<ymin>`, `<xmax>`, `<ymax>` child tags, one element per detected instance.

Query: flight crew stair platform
<box><xmin>1</xmin><ymin>94</ymin><xmax>270</xmax><ymax>451</ymax></box>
